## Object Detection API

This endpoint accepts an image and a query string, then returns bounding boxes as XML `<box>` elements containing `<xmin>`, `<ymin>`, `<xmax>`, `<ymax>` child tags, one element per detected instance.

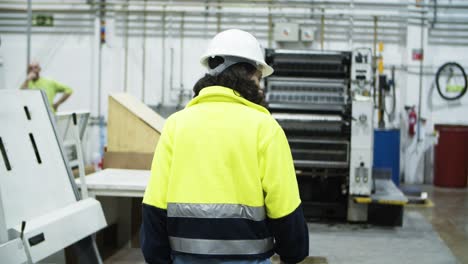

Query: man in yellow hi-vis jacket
<box><xmin>141</xmin><ymin>29</ymin><xmax>309</xmax><ymax>264</ymax></box>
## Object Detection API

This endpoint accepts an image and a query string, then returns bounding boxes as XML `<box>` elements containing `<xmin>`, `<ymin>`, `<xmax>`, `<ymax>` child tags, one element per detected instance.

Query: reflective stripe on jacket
<box><xmin>141</xmin><ymin>86</ymin><xmax>308</xmax><ymax>263</ymax></box>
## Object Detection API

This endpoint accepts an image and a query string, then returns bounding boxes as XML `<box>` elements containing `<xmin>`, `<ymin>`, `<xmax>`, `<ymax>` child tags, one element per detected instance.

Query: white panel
<box><xmin>300</xmin><ymin>27</ymin><xmax>314</xmax><ymax>42</ymax></box>
<box><xmin>274</xmin><ymin>23</ymin><xmax>299</xmax><ymax>42</ymax></box>
<box><xmin>349</xmin><ymin>99</ymin><xmax>374</xmax><ymax>196</ymax></box>
<box><xmin>0</xmin><ymin>90</ymin><xmax>77</xmax><ymax>228</ymax></box>
<box><xmin>0</xmin><ymin>57</ymin><xmax>5</xmax><ymax>90</ymax></box>
<box><xmin>0</xmin><ymin>238</ymin><xmax>28</xmax><ymax>264</ymax></box>
<box><xmin>18</xmin><ymin>198</ymin><xmax>106</xmax><ymax>263</ymax></box>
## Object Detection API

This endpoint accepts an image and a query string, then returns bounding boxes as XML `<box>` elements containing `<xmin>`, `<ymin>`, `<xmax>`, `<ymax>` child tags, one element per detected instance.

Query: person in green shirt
<box><xmin>20</xmin><ymin>62</ymin><xmax>73</xmax><ymax>112</ymax></box>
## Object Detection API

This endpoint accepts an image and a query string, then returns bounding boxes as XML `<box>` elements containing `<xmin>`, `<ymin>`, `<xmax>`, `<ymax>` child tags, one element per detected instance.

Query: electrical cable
<box><xmin>435</xmin><ymin>62</ymin><xmax>467</xmax><ymax>101</ymax></box>
<box><xmin>384</xmin><ymin>66</ymin><xmax>396</xmax><ymax>121</ymax></box>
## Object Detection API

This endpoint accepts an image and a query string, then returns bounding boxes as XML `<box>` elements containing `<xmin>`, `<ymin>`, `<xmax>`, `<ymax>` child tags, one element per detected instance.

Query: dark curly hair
<box><xmin>193</xmin><ymin>56</ymin><xmax>266</xmax><ymax>106</ymax></box>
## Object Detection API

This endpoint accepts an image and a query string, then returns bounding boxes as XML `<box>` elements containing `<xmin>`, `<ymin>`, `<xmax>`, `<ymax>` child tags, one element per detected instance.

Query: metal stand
<box><xmin>56</xmin><ymin>111</ymin><xmax>91</xmax><ymax>199</ymax></box>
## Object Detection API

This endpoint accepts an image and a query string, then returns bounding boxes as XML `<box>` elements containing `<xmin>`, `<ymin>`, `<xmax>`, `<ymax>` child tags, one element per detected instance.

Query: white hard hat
<box><xmin>200</xmin><ymin>29</ymin><xmax>274</xmax><ymax>77</ymax></box>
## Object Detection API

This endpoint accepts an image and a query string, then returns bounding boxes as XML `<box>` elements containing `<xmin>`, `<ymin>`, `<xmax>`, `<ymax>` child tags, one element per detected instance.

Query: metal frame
<box><xmin>55</xmin><ymin>111</ymin><xmax>91</xmax><ymax>199</ymax></box>
<box><xmin>42</xmin><ymin>92</ymin><xmax>83</xmax><ymax>200</ymax></box>
<box><xmin>56</xmin><ymin>111</ymin><xmax>90</xmax><ymax>140</ymax></box>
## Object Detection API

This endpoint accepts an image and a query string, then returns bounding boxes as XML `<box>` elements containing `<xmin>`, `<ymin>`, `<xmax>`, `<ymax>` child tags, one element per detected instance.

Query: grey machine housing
<box><xmin>264</xmin><ymin>49</ymin><xmax>406</xmax><ymax>225</ymax></box>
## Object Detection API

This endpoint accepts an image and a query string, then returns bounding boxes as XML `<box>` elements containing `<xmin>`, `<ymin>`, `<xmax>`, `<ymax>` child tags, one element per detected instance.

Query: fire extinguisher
<box><xmin>408</xmin><ymin>106</ymin><xmax>417</xmax><ymax>137</ymax></box>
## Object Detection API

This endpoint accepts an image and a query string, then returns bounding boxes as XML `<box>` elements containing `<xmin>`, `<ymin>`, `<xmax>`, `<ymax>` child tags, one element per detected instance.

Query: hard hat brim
<box><xmin>261</xmin><ymin>64</ymin><xmax>274</xmax><ymax>78</ymax></box>
<box><xmin>200</xmin><ymin>54</ymin><xmax>274</xmax><ymax>78</ymax></box>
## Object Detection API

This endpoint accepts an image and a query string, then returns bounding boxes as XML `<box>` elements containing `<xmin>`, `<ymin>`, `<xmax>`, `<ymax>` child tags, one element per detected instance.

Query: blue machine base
<box><xmin>373</xmin><ymin>129</ymin><xmax>401</xmax><ymax>186</ymax></box>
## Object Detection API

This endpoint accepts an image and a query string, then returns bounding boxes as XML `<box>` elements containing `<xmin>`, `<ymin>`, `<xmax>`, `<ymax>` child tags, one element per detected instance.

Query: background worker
<box><xmin>20</xmin><ymin>61</ymin><xmax>73</xmax><ymax>112</ymax></box>
<box><xmin>141</xmin><ymin>29</ymin><xmax>309</xmax><ymax>264</ymax></box>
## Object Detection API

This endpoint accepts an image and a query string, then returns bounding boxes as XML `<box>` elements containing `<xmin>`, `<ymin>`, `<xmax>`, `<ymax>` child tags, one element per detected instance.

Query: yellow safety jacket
<box><xmin>141</xmin><ymin>86</ymin><xmax>308</xmax><ymax>263</ymax></box>
<box><xmin>28</xmin><ymin>77</ymin><xmax>73</xmax><ymax>111</ymax></box>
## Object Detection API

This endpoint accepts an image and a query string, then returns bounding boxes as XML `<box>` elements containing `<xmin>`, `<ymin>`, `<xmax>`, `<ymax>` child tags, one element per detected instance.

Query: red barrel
<box><xmin>434</xmin><ymin>125</ymin><xmax>468</xmax><ymax>188</ymax></box>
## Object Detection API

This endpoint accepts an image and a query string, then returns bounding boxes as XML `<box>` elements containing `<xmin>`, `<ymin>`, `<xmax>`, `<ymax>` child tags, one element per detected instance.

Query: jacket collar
<box><xmin>186</xmin><ymin>86</ymin><xmax>270</xmax><ymax>115</ymax></box>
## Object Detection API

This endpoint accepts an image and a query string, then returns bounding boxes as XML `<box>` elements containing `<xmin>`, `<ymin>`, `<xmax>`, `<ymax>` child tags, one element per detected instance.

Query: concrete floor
<box><xmin>104</xmin><ymin>185</ymin><xmax>468</xmax><ymax>264</ymax></box>
<box><xmin>407</xmin><ymin>185</ymin><xmax>468</xmax><ymax>264</ymax></box>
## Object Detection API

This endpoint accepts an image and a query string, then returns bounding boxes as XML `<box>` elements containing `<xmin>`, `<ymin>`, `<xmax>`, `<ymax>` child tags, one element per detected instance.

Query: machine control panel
<box><xmin>351</xmin><ymin>48</ymin><xmax>373</xmax><ymax>94</ymax></box>
<box><xmin>349</xmin><ymin>99</ymin><xmax>374</xmax><ymax>196</ymax></box>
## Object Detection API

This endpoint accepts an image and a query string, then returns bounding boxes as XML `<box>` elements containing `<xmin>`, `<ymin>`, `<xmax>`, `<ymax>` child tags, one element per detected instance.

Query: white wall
<box><xmin>401</xmin><ymin>24</ymin><xmax>468</xmax><ymax>183</ymax></box>
<box><xmin>2</xmin><ymin>34</ymin><xmax>95</xmax><ymax>110</ymax></box>
<box><xmin>0</xmin><ymin>20</ymin><xmax>209</xmax><ymax>116</ymax></box>
<box><xmin>405</xmin><ymin>26</ymin><xmax>468</xmax><ymax>127</ymax></box>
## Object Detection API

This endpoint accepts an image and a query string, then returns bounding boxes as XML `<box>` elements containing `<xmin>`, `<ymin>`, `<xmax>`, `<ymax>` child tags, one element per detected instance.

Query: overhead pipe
<box><xmin>267</xmin><ymin>6</ymin><xmax>272</xmax><ymax>48</ymax></box>
<box><xmin>7</xmin><ymin>1</ymin><xmax>468</xmax><ymax>51</ymax></box>
<box><xmin>428</xmin><ymin>40</ymin><xmax>468</xmax><ymax>46</ymax></box>
<box><xmin>112</xmin><ymin>27</ymin><xmax>405</xmax><ymax>38</ymax></box>
<box><xmin>112</xmin><ymin>11</ymin><xmax>415</xmax><ymax>22</ymax></box>
<box><xmin>160</xmin><ymin>7</ymin><xmax>166</xmax><ymax>106</ymax></box>
<box><xmin>97</xmin><ymin>0</ymin><xmax>105</xmax><ymax>119</ymax></box>
<box><xmin>203</xmin><ymin>4</ymin><xmax>209</xmax><ymax>39</ymax></box>
<box><xmin>114</xmin><ymin>19</ymin><xmax>408</xmax><ymax>35</ymax></box>
<box><xmin>4</xmin><ymin>1</ymin><xmax>468</xmax><ymax>15</ymax></box>
<box><xmin>169</xmin><ymin>47</ymin><xmax>174</xmax><ymax>95</ymax></box>
<box><xmin>320</xmin><ymin>9</ymin><xmax>324</xmax><ymax>50</ymax></box>
<box><xmin>417</xmin><ymin>10</ymin><xmax>425</xmax><ymax>142</ymax></box>
<box><xmin>372</xmin><ymin>16</ymin><xmax>378</xmax><ymax>108</ymax></box>
<box><xmin>111</xmin><ymin>31</ymin><xmax>404</xmax><ymax>45</ymax></box>
<box><xmin>3</xmin><ymin>23</ymin><xmax>95</xmax><ymax>29</ymax></box>
<box><xmin>167</xmin><ymin>9</ymin><xmax>188</xmax><ymax>105</ymax></box>
<box><xmin>96</xmin><ymin>0</ymin><xmax>106</xmax><ymax>161</ymax></box>
<box><xmin>216</xmin><ymin>0</ymin><xmax>221</xmax><ymax>33</ymax></box>
<box><xmin>112</xmin><ymin>9</ymin><xmax>420</xmax><ymax>22</ymax></box>
<box><xmin>4</xmin><ymin>23</ymin><xmax>407</xmax><ymax>41</ymax></box>
<box><xmin>348</xmin><ymin>0</ymin><xmax>354</xmax><ymax>47</ymax></box>
<box><xmin>141</xmin><ymin>0</ymin><xmax>147</xmax><ymax>102</ymax></box>
<box><xmin>179</xmin><ymin>12</ymin><xmax>185</xmax><ymax>91</ymax></box>
<box><xmin>119</xmin><ymin>0</ymin><xmax>409</xmax><ymax>9</ymax></box>
<box><xmin>431</xmin><ymin>0</ymin><xmax>437</xmax><ymax>29</ymax></box>
<box><xmin>168</xmin><ymin>4</ymin><xmax>176</xmax><ymax>95</ymax></box>
<box><xmin>0</xmin><ymin>16</ymin><xmax>94</xmax><ymax>22</ymax></box>
<box><xmin>89</xmin><ymin>1</ymin><xmax>97</xmax><ymax>122</ymax></box>
<box><xmin>114</xmin><ymin>18</ymin><xmax>408</xmax><ymax>31</ymax></box>
<box><xmin>7</xmin><ymin>6</ymin><xmax>465</xmax><ymax>25</ymax></box>
<box><xmin>429</xmin><ymin>31</ymin><xmax>468</xmax><ymax>38</ymax></box>
<box><xmin>1</xmin><ymin>28</ymin><xmax>93</xmax><ymax>34</ymax></box>
<box><xmin>26</xmin><ymin>0</ymin><xmax>32</xmax><ymax>66</ymax></box>
<box><xmin>113</xmin><ymin>24</ymin><xmax>408</xmax><ymax>35</ymax></box>
<box><xmin>0</xmin><ymin>5</ymin><xmax>431</xmax><ymax>23</ymax></box>
<box><xmin>123</xmin><ymin>0</ymin><xmax>128</xmax><ymax>92</ymax></box>
<box><xmin>4</xmin><ymin>0</ymin><xmax>468</xmax><ymax>10</ymax></box>
<box><xmin>0</xmin><ymin>8</ymin><xmax>97</xmax><ymax>14</ymax></box>
<box><xmin>114</xmin><ymin>21</ymin><xmax>407</xmax><ymax>39</ymax></box>
<box><xmin>101</xmin><ymin>0</ymin><xmax>468</xmax><ymax>10</ymax></box>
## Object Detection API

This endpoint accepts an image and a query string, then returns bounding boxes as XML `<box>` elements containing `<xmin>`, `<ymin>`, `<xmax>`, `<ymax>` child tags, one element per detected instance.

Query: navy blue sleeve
<box><xmin>140</xmin><ymin>203</ymin><xmax>172</xmax><ymax>264</ymax></box>
<box><xmin>267</xmin><ymin>204</ymin><xmax>309</xmax><ymax>263</ymax></box>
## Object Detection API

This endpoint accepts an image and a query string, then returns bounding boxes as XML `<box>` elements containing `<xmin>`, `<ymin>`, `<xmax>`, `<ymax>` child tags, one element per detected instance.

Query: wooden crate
<box><xmin>107</xmin><ymin>93</ymin><xmax>165</xmax><ymax>154</ymax></box>
<box><xmin>103</xmin><ymin>151</ymin><xmax>153</xmax><ymax>170</ymax></box>
<box><xmin>271</xmin><ymin>255</ymin><xmax>328</xmax><ymax>264</ymax></box>
<box><xmin>105</xmin><ymin>93</ymin><xmax>166</xmax><ymax>249</ymax></box>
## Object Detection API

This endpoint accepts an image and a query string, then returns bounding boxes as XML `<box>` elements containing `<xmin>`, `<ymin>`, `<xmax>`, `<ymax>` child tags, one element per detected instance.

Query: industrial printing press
<box><xmin>264</xmin><ymin>49</ymin><xmax>407</xmax><ymax>225</ymax></box>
